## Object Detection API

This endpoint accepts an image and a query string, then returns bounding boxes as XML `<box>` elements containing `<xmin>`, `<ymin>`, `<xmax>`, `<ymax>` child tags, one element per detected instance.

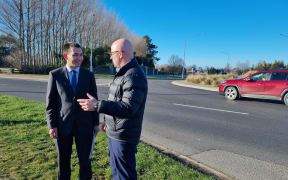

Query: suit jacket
<box><xmin>46</xmin><ymin>66</ymin><xmax>99</xmax><ymax>137</ymax></box>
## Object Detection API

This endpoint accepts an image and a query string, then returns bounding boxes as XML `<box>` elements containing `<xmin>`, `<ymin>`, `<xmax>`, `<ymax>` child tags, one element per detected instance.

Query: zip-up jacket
<box><xmin>97</xmin><ymin>58</ymin><xmax>148</xmax><ymax>144</ymax></box>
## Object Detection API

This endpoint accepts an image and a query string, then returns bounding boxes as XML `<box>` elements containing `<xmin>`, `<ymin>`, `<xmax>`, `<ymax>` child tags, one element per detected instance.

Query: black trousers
<box><xmin>54</xmin><ymin>131</ymin><xmax>93</xmax><ymax>180</ymax></box>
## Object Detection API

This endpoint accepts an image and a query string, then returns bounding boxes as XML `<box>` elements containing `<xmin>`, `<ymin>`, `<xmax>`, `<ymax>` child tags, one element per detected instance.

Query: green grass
<box><xmin>147</xmin><ymin>75</ymin><xmax>187</xmax><ymax>80</ymax></box>
<box><xmin>0</xmin><ymin>68</ymin><xmax>20</xmax><ymax>74</ymax></box>
<box><xmin>0</xmin><ymin>94</ymin><xmax>213</xmax><ymax>179</ymax></box>
<box><xmin>95</xmin><ymin>74</ymin><xmax>114</xmax><ymax>79</ymax></box>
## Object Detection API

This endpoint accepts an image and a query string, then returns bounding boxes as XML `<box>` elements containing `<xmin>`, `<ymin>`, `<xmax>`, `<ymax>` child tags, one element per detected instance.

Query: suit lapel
<box><xmin>62</xmin><ymin>66</ymin><xmax>69</xmax><ymax>81</ymax></box>
<box><xmin>61</xmin><ymin>66</ymin><xmax>74</xmax><ymax>96</ymax></box>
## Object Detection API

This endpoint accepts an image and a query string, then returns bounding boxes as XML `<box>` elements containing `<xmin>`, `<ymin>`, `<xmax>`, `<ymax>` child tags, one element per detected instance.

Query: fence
<box><xmin>94</xmin><ymin>65</ymin><xmax>159</xmax><ymax>76</ymax></box>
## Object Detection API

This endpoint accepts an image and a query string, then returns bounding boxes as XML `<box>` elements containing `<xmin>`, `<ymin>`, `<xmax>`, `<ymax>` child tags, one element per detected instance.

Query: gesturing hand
<box><xmin>49</xmin><ymin>128</ymin><xmax>58</xmax><ymax>139</ymax></box>
<box><xmin>77</xmin><ymin>93</ymin><xmax>98</xmax><ymax>111</ymax></box>
<box><xmin>101</xmin><ymin>122</ymin><xmax>106</xmax><ymax>132</ymax></box>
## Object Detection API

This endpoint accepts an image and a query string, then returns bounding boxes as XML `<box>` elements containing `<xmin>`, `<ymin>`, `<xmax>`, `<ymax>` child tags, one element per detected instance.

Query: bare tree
<box><xmin>0</xmin><ymin>0</ymin><xmax>146</xmax><ymax>71</ymax></box>
<box><xmin>236</xmin><ymin>60</ymin><xmax>250</xmax><ymax>74</ymax></box>
<box><xmin>129</xmin><ymin>33</ymin><xmax>147</xmax><ymax>57</ymax></box>
<box><xmin>168</xmin><ymin>55</ymin><xmax>184</xmax><ymax>75</ymax></box>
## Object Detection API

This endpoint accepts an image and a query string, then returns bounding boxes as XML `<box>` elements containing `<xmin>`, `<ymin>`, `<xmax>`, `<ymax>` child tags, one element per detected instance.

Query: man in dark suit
<box><xmin>46</xmin><ymin>42</ymin><xmax>99</xmax><ymax>180</ymax></box>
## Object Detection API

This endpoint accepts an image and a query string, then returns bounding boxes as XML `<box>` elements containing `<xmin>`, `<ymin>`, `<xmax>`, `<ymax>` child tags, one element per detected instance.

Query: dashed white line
<box><xmin>174</xmin><ymin>103</ymin><xmax>249</xmax><ymax>115</ymax></box>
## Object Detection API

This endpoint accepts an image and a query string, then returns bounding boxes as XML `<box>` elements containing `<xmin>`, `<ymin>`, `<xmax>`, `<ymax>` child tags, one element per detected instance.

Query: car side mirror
<box><xmin>244</xmin><ymin>77</ymin><xmax>252</xmax><ymax>81</ymax></box>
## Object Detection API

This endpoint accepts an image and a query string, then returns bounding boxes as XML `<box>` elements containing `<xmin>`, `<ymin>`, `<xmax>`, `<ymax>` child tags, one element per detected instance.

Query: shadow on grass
<box><xmin>0</xmin><ymin>119</ymin><xmax>44</xmax><ymax>125</ymax></box>
<box><xmin>0</xmin><ymin>91</ymin><xmax>45</xmax><ymax>94</ymax></box>
<box><xmin>140</xmin><ymin>141</ymin><xmax>217</xmax><ymax>180</ymax></box>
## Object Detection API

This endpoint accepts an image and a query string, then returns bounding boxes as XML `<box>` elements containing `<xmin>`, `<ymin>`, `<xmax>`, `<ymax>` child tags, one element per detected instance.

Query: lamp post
<box><xmin>182</xmin><ymin>32</ymin><xmax>205</xmax><ymax>79</ymax></box>
<box><xmin>182</xmin><ymin>40</ymin><xmax>186</xmax><ymax>79</ymax></box>
<box><xmin>220</xmin><ymin>51</ymin><xmax>230</xmax><ymax>72</ymax></box>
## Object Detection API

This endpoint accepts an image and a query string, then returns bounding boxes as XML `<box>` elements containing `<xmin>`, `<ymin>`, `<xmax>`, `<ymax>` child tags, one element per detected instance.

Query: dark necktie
<box><xmin>72</xmin><ymin>70</ymin><xmax>77</xmax><ymax>95</ymax></box>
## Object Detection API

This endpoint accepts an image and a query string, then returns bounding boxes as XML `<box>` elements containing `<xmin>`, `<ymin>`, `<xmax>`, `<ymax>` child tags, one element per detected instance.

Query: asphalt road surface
<box><xmin>1</xmin><ymin>77</ymin><xmax>288</xmax><ymax>180</ymax></box>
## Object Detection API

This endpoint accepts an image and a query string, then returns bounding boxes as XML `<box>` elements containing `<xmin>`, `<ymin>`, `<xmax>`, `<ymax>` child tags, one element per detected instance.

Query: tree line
<box><xmin>205</xmin><ymin>60</ymin><xmax>288</xmax><ymax>75</ymax></box>
<box><xmin>157</xmin><ymin>56</ymin><xmax>288</xmax><ymax>75</ymax></box>
<box><xmin>0</xmin><ymin>0</ymin><xmax>159</xmax><ymax>73</ymax></box>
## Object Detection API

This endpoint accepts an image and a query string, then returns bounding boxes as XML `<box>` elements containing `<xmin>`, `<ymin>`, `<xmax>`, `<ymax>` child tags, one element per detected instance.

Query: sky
<box><xmin>102</xmin><ymin>0</ymin><xmax>288</xmax><ymax>69</ymax></box>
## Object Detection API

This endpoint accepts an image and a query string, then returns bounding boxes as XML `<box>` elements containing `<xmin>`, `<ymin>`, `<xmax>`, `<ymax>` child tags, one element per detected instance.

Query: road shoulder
<box><xmin>172</xmin><ymin>80</ymin><xmax>219</xmax><ymax>92</ymax></box>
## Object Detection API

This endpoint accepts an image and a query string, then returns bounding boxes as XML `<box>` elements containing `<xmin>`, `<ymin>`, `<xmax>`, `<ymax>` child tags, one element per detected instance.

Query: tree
<box><xmin>168</xmin><ymin>55</ymin><xmax>184</xmax><ymax>75</ymax></box>
<box><xmin>140</xmin><ymin>35</ymin><xmax>159</xmax><ymax>67</ymax></box>
<box><xmin>255</xmin><ymin>61</ymin><xmax>271</xmax><ymax>70</ymax></box>
<box><xmin>271</xmin><ymin>60</ymin><xmax>285</xmax><ymax>69</ymax></box>
<box><xmin>235</xmin><ymin>60</ymin><xmax>250</xmax><ymax>75</ymax></box>
<box><xmin>129</xmin><ymin>34</ymin><xmax>147</xmax><ymax>57</ymax></box>
<box><xmin>0</xmin><ymin>0</ymin><xmax>145</xmax><ymax>73</ymax></box>
<box><xmin>224</xmin><ymin>62</ymin><xmax>231</xmax><ymax>73</ymax></box>
<box><xmin>0</xmin><ymin>34</ymin><xmax>19</xmax><ymax>67</ymax></box>
<box><xmin>0</xmin><ymin>34</ymin><xmax>18</xmax><ymax>49</ymax></box>
<box><xmin>206</xmin><ymin>66</ymin><xmax>222</xmax><ymax>74</ymax></box>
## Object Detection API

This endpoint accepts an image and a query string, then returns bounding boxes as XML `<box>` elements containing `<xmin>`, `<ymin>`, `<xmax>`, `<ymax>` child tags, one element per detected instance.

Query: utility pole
<box><xmin>182</xmin><ymin>32</ymin><xmax>205</xmax><ymax>79</ymax></box>
<box><xmin>182</xmin><ymin>40</ymin><xmax>186</xmax><ymax>79</ymax></box>
<box><xmin>220</xmin><ymin>51</ymin><xmax>230</xmax><ymax>72</ymax></box>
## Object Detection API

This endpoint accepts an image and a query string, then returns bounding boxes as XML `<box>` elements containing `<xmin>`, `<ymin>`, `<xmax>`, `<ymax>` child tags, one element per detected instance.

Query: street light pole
<box><xmin>181</xmin><ymin>32</ymin><xmax>205</xmax><ymax>79</ymax></box>
<box><xmin>220</xmin><ymin>51</ymin><xmax>230</xmax><ymax>72</ymax></box>
<box><xmin>182</xmin><ymin>40</ymin><xmax>186</xmax><ymax>79</ymax></box>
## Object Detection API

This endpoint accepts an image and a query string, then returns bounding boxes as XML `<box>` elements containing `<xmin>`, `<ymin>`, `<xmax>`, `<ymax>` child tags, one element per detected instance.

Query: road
<box><xmin>1</xmin><ymin>77</ymin><xmax>288</xmax><ymax>180</ymax></box>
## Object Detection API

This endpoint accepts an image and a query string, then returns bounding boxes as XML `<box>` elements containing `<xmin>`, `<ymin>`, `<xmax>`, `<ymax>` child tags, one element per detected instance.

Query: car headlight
<box><xmin>220</xmin><ymin>80</ymin><xmax>227</xmax><ymax>84</ymax></box>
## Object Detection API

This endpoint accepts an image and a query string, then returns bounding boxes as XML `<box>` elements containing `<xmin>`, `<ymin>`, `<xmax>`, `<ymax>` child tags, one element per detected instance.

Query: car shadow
<box><xmin>238</xmin><ymin>97</ymin><xmax>284</xmax><ymax>105</ymax></box>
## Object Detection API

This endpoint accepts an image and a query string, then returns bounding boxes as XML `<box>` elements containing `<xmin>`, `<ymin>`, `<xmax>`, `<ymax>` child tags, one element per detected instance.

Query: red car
<box><xmin>219</xmin><ymin>70</ymin><xmax>288</xmax><ymax>105</ymax></box>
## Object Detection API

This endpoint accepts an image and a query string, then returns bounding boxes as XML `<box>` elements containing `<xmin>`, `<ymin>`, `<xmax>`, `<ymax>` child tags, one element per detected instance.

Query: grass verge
<box><xmin>0</xmin><ymin>94</ymin><xmax>214</xmax><ymax>180</ymax></box>
<box><xmin>186</xmin><ymin>74</ymin><xmax>238</xmax><ymax>87</ymax></box>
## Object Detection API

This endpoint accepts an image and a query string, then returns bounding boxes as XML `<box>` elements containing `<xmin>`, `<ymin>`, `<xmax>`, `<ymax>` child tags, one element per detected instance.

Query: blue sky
<box><xmin>102</xmin><ymin>0</ymin><xmax>288</xmax><ymax>68</ymax></box>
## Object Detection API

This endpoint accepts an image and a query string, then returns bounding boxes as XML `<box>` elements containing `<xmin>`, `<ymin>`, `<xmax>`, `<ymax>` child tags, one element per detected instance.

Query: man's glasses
<box><xmin>110</xmin><ymin>51</ymin><xmax>119</xmax><ymax>57</ymax></box>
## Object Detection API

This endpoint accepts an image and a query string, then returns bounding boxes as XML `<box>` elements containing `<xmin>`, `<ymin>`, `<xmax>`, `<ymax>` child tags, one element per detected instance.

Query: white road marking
<box><xmin>174</xmin><ymin>103</ymin><xmax>249</xmax><ymax>115</ymax></box>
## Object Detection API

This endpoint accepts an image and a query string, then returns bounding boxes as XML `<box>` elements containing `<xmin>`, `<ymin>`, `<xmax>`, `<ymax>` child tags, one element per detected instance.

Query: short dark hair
<box><xmin>63</xmin><ymin>42</ymin><xmax>81</xmax><ymax>54</ymax></box>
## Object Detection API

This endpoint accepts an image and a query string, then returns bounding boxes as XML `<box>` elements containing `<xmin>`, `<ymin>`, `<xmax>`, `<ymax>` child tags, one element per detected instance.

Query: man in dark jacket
<box><xmin>78</xmin><ymin>38</ymin><xmax>148</xmax><ymax>180</ymax></box>
<box><xmin>46</xmin><ymin>42</ymin><xmax>99</xmax><ymax>180</ymax></box>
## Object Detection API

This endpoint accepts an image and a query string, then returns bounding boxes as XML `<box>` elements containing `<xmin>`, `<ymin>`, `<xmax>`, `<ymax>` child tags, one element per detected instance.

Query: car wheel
<box><xmin>283</xmin><ymin>93</ymin><xmax>288</xmax><ymax>106</ymax></box>
<box><xmin>224</xmin><ymin>86</ymin><xmax>238</xmax><ymax>100</ymax></box>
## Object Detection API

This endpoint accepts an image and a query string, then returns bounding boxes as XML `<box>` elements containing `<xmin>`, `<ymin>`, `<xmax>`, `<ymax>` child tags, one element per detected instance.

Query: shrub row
<box><xmin>186</xmin><ymin>74</ymin><xmax>238</xmax><ymax>87</ymax></box>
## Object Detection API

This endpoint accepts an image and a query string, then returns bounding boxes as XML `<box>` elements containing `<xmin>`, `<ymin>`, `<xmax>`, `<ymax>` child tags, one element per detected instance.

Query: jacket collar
<box><xmin>115</xmin><ymin>58</ymin><xmax>138</xmax><ymax>76</ymax></box>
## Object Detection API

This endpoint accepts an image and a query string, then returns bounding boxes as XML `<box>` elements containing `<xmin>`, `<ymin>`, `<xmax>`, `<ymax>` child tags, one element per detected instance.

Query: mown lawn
<box><xmin>0</xmin><ymin>94</ymin><xmax>214</xmax><ymax>180</ymax></box>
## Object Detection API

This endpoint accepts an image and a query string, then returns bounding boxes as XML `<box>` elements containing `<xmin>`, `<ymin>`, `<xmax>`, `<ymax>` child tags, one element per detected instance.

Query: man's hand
<box><xmin>77</xmin><ymin>93</ymin><xmax>98</xmax><ymax>111</ymax></box>
<box><xmin>94</xmin><ymin>126</ymin><xmax>100</xmax><ymax>136</ymax></box>
<box><xmin>49</xmin><ymin>128</ymin><xmax>58</xmax><ymax>139</ymax></box>
<box><xmin>101</xmin><ymin>122</ymin><xmax>106</xmax><ymax>132</ymax></box>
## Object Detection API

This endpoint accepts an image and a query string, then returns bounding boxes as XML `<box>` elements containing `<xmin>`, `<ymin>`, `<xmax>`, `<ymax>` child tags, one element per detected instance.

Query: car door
<box><xmin>241</xmin><ymin>72</ymin><xmax>271</xmax><ymax>95</ymax></box>
<box><xmin>264</xmin><ymin>72</ymin><xmax>288</xmax><ymax>98</ymax></box>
